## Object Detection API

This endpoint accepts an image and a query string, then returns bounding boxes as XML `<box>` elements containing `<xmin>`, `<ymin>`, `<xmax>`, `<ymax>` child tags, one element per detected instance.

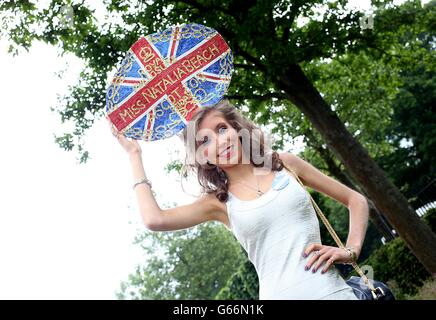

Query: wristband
<box><xmin>133</xmin><ymin>177</ymin><xmax>152</xmax><ymax>190</ymax></box>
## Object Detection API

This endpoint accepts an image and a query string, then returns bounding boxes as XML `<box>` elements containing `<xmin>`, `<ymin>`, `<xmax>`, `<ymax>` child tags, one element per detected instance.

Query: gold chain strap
<box><xmin>281</xmin><ymin>162</ymin><xmax>377</xmax><ymax>293</ymax></box>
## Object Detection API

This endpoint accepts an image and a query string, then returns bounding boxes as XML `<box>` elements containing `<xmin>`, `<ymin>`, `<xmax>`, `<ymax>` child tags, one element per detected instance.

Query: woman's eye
<box><xmin>201</xmin><ymin>136</ymin><xmax>209</xmax><ymax>145</ymax></box>
<box><xmin>218</xmin><ymin>126</ymin><xmax>227</xmax><ymax>134</ymax></box>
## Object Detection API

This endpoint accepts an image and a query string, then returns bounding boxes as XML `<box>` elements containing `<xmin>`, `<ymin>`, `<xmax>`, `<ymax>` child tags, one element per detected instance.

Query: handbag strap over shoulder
<box><xmin>281</xmin><ymin>162</ymin><xmax>377</xmax><ymax>293</ymax></box>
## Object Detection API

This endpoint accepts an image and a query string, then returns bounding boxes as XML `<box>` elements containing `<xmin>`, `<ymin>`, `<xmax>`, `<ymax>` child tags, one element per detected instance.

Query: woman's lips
<box><xmin>219</xmin><ymin>145</ymin><xmax>234</xmax><ymax>158</ymax></box>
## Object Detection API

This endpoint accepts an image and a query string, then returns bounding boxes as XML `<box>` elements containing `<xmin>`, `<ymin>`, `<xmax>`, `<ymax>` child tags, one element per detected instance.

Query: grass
<box><xmin>387</xmin><ymin>277</ymin><xmax>436</xmax><ymax>300</ymax></box>
<box><xmin>405</xmin><ymin>278</ymin><xmax>436</xmax><ymax>300</ymax></box>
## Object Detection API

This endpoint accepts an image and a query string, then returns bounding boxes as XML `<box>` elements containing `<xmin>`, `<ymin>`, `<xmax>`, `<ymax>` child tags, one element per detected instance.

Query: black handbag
<box><xmin>346</xmin><ymin>276</ymin><xmax>395</xmax><ymax>300</ymax></box>
<box><xmin>282</xmin><ymin>163</ymin><xmax>396</xmax><ymax>300</ymax></box>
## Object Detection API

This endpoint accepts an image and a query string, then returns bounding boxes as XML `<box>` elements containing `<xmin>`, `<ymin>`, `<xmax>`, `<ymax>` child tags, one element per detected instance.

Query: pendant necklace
<box><xmin>233</xmin><ymin>175</ymin><xmax>264</xmax><ymax>197</ymax></box>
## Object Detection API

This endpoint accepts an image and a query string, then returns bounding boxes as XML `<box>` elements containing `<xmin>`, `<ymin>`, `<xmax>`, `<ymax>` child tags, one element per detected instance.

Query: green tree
<box><xmin>2</xmin><ymin>0</ymin><xmax>435</xmax><ymax>275</ymax></box>
<box><xmin>377</xmin><ymin>60</ymin><xmax>436</xmax><ymax>209</ymax></box>
<box><xmin>215</xmin><ymin>254</ymin><xmax>259</xmax><ymax>300</ymax></box>
<box><xmin>116</xmin><ymin>221</ymin><xmax>245</xmax><ymax>299</ymax></box>
<box><xmin>268</xmin><ymin>48</ymin><xmax>402</xmax><ymax>242</ymax></box>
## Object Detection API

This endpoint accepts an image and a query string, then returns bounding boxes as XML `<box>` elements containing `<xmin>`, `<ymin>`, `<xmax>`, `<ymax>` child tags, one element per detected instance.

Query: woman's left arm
<box><xmin>280</xmin><ymin>152</ymin><xmax>370</xmax><ymax>272</ymax></box>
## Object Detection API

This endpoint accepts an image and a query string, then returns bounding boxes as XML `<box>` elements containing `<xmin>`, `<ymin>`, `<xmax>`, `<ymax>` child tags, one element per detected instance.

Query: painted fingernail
<box><xmin>312</xmin><ymin>268</ymin><xmax>316</xmax><ymax>273</ymax></box>
<box><xmin>321</xmin><ymin>270</ymin><xmax>325</xmax><ymax>274</ymax></box>
<box><xmin>302</xmin><ymin>253</ymin><xmax>307</xmax><ymax>258</ymax></box>
<box><xmin>305</xmin><ymin>266</ymin><xmax>309</xmax><ymax>271</ymax></box>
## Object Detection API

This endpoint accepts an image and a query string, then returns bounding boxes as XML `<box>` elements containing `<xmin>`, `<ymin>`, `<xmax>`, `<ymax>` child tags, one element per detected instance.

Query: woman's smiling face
<box><xmin>196</xmin><ymin>110</ymin><xmax>242</xmax><ymax>168</ymax></box>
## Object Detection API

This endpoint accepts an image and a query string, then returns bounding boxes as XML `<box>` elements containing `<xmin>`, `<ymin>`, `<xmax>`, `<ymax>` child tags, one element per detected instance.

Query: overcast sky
<box><xmin>0</xmin><ymin>38</ymin><xmax>201</xmax><ymax>299</ymax></box>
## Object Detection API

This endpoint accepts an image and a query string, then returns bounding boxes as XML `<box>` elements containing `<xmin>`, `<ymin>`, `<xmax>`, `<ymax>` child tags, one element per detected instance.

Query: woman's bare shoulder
<box><xmin>198</xmin><ymin>191</ymin><xmax>230</xmax><ymax>227</ymax></box>
<box><xmin>199</xmin><ymin>191</ymin><xmax>228</xmax><ymax>214</ymax></box>
<box><xmin>278</xmin><ymin>151</ymin><xmax>302</xmax><ymax>174</ymax></box>
<box><xmin>278</xmin><ymin>151</ymin><xmax>297</xmax><ymax>162</ymax></box>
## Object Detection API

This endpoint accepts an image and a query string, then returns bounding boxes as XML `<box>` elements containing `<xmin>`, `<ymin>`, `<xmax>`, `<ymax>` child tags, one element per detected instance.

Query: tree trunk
<box><xmin>367</xmin><ymin>199</ymin><xmax>397</xmax><ymax>242</ymax></box>
<box><xmin>310</xmin><ymin>140</ymin><xmax>397</xmax><ymax>242</ymax></box>
<box><xmin>277</xmin><ymin>63</ymin><xmax>436</xmax><ymax>277</ymax></box>
<box><xmin>335</xmin><ymin>172</ymin><xmax>397</xmax><ymax>243</ymax></box>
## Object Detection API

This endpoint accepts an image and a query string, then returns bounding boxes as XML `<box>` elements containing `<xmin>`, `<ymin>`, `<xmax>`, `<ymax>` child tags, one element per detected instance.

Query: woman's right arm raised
<box><xmin>108</xmin><ymin>118</ymin><xmax>222</xmax><ymax>231</ymax></box>
<box><xmin>129</xmin><ymin>152</ymin><xmax>221</xmax><ymax>231</ymax></box>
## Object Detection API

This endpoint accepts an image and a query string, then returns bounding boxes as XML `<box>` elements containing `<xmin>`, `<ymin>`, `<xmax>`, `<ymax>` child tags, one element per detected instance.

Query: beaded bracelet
<box><xmin>343</xmin><ymin>247</ymin><xmax>358</xmax><ymax>264</ymax></box>
<box><xmin>133</xmin><ymin>177</ymin><xmax>152</xmax><ymax>190</ymax></box>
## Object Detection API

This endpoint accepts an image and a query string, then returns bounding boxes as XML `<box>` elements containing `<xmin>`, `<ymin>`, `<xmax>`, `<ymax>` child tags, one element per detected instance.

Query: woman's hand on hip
<box><xmin>302</xmin><ymin>243</ymin><xmax>354</xmax><ymax>274</ymax></box>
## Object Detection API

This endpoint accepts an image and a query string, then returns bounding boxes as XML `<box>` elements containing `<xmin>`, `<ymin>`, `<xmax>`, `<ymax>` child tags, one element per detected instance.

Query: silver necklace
<box><xmin>233</xmin><ymin>175</ymin><xmax>264</xmax><ymax>197</ymax></box>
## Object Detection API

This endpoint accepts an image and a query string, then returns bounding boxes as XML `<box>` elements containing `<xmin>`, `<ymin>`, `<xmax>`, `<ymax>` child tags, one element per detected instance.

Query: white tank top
<box><xmin>225</xmin><ymin>168</ymin><xmax>358</xmax><ymax>300</ymax></box>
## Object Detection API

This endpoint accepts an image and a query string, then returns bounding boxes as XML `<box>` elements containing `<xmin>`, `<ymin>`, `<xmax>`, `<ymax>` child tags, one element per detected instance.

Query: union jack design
<box><xmin>105</xmin><ymin>23</ymin><xmax>233</xmax><ymax>141</ymax></box>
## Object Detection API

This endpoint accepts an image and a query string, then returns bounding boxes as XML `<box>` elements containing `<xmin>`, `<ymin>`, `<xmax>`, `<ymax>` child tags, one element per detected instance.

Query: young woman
<box><xmin>108</xmin><ymin>99</ymin><xmax>369</xmax><ymax>300</ymax></box>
